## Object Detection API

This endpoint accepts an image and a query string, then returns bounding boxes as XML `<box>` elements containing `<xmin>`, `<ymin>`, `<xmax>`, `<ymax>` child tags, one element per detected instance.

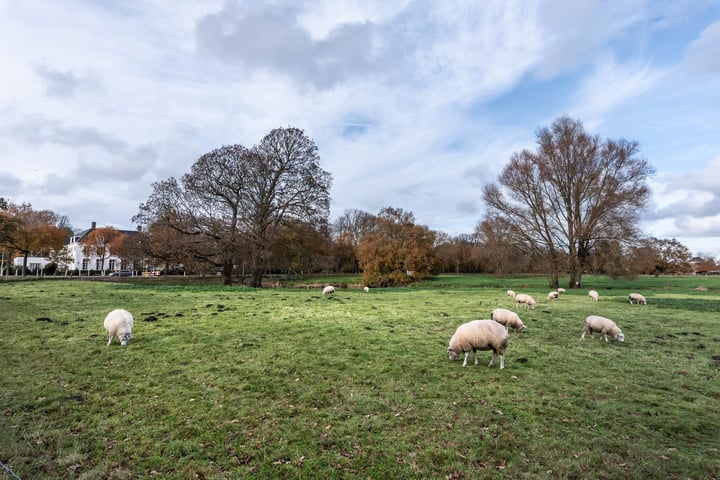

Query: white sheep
<box><xmin>515</xmin><ymin>293</ymin><xmax>536</xmax><ymax>309</ymax></box>
<box><xmin>581</xmin><ymin>315</ymin><xmax>625</xmax><ymax>342</ymax></box>
<box><xmin>588</xmin><ymin>290</ymin><xmax>599</xmax><ymax>302</ymax></box>
<box><xmin>104</xmin><ymin>308</ymin><xmax>134</xmax><ymax>346</ymax></box>
<box><xmin>364</xmin><ymin>286</ymin><xmax>370</xmax><ymax>293</ymax></box>
<box><xmin>447</xmin><ymin>319</ymin><xmax>508</xmax><ymax>368</ymax></box>
<box><xmin>628</xmin><ymin>293</ymin><xmax>647</xmax><ymax>305</ymax></box>
<box><xmin>547</xmin><ymin>291</ymin><xmax>559</xmax><ymax>300</ymax></box>
<box><xmin>322</xmin><ymin>285</ymin><xmax>335</xmax><ymax>295</ymax></box>
<box><xmin>506</xmin><ymin>290</ymin><xmax>516</xmax><ymax>298</ymax></box>
<box><xmin>557</xmin><ymin>288</ymin><xmax>566</xmax><ymax>294</ymax></box>
<box><xmin>491</xmin><ymin>308</ymin><xmax>526</xmax><ymax>332</ymax></box>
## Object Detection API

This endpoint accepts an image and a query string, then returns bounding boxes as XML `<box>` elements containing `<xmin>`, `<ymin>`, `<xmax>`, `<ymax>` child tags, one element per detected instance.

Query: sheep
<box><xmin>547</xmin><ymin>291</ymin><xmax>559</xmax><ymax>300</ymax></box>
<box><xmin>104</xmin><ymin>308</ymin><xmax>134</xmax><ymax>346</ymax></box>
<box><xmin>491</xmin><ymin>308</ymin><xmax>526</xmax><ymax>332</ymax></box>
<box><xmin>364</xmin><ymin>286</ymin><xmax>370</xmax><ymax>293</ymax></box>
<box><xmin>588</xmin><ymin>290</ymin><xmax>599</xmax><ymax>302</ymax></box>
<box><xmin>322</xmin><ymin>285</ymin><xmax>335</xmax><ymax>295</ymax></box>
<box><xmin>628</xmin><ymin>293</ymin><xmax>647</xmax><ymax>305</ymax></box>
<box><xmin>581</xmin><ymin>315</ymin><xmax>625</xmax><ymax>343</ymax></box>
<box><xmin>506</xmin><ymin>290</ymin><xmax>516</xmax><ymax>298</ymax></box>
<box><xmin>515</xmin><ymin>293</ymin><xmax>536</xmax><ymax>309</ymax></box>
<box><xmin>557</xmin><ymin>288</ymin><xmax>566</xmax><ymax>294</ymax></box>
<box><xmin>447</xmin><ymin>319</ymin><xmax>508</xmax><ymax>368</ymax></box>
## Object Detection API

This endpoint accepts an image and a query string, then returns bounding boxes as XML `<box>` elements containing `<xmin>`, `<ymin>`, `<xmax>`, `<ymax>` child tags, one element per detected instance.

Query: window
<box><xmin>82</xmin><ymin>259</ymin><xmax>89</xmax><ymax>271</ymax></box>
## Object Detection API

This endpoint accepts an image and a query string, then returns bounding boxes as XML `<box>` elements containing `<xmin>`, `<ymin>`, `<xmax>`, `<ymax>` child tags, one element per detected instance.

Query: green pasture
<box><xmin>1</xmin><ymin>275</ymin><xmax>718</xmax><ymax>479</ymax></box>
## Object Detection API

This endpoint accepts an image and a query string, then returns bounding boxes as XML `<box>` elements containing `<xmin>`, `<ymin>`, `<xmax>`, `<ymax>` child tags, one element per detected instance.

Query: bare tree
<box><xmin>482</xmin><ymin>116</ymin><xmax>654</xmax><ymax>288</ymax></box>
<box><xmin>134</xmin><ymin>145</ymin><xmax>254</xmax><ymax>284</ymax></box>
<box><xmin>332</xmin><ymin>208</ymin><xmax>375</xmax><ymax>244</ymax></box>
<box><xmin>134</xmin><ymin>127</ymin><xmax>331</xmax><ymax>287</ymax></box>
<box><xmin>246</xmin><ymin>127</ymin><xmax>332</xmax><ymax>287</ymax></box>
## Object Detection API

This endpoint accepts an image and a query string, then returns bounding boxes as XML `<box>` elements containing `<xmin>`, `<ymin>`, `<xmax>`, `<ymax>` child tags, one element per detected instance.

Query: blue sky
<box><xmin>1</xmin><ymin>0</ymin><xmax>719</xmax><ymax>256</ymax></box>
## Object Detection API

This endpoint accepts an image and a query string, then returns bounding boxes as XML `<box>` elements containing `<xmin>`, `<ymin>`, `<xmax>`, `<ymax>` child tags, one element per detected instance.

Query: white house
<box><xmin>12</xmin><ymin>221</ymin><xmax>139</xmax><ymax>274</ymax></box>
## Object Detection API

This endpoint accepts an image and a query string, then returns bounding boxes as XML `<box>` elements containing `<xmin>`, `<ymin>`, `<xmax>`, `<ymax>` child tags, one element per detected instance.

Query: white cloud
<box><xmin>570</xmin><ymin>57</ymin><xmax>666</xmax><ymax>121</ymax></box>
<box><xmin>684</xmin><ymin>19</ymin><xmax>720</xmax><ymax>74</ymax></box>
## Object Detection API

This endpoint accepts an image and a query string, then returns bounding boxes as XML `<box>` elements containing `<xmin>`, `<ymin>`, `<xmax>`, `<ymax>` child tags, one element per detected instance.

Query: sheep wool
<box><xmin>364</xmin><ymin>286</ymin><xmax>370</xmax><ymax>293</ymax></box>
<box><xmin>448</xmin><ymin>319</ymin><xmax>508</xmax><ymax>368</ymax></box>
<box><xmin>322</xmin><ymin>285</ymin><xmax>335</xmax><ymax>295</ymax></box>
<box><xmin>582</xmin><ymin>315</ymin><xmax>625</xmax><ymax>343</ymax></box>
<box><xmin>547</xmin><ymin>291</ymin><xmax>559</xmax><ymax>300</ymax></box>
<box><xmin>588</xmin><ymin>290</ymin><xmax>599</xmax><ymax>302</ymax></box>
<box><xmin>557</xmin><ymin>288</ymin><xmax>566</xmax><ymax>294</ymax></box>
<box><xmin>104</xmin><ymin>309</ymin><xmax>134</xmax><ymax>346</ymax></box>
<box><xmin>491</xmin><ymin>308</ymin><xmax>526</xmax><ymax>332</ymax></box>
<box><xmin>506</xmin><ymin>290</ymin><xmax>516</xmax><ymax>298</ymax></box>
<box><xmin>515</xmin><ymin>293</ymin><xmax>536</xmax><ymax>309</ymax></box>
<box><xmin>628</xmin><ymin>293</ymin><xmax>647</xmax><ymax>305</ymax></box>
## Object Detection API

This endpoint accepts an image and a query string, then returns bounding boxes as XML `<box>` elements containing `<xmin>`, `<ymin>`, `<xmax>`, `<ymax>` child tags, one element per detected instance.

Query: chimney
<box><xmin>91</xmin><ymin>221</ymin><xmax>96</xmax><ymax>230</ymax></box>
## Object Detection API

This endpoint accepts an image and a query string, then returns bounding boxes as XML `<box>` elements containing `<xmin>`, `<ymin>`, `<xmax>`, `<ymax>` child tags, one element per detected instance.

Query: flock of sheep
<box><xmin>447</xmin><ymin>288</ymin><xmax>647</xmax><ymax>369</ymax></box>
<box><xmin>102</xmin><ymin>286</ymin><xmax>646</xmax><ymax>373</ymax></box>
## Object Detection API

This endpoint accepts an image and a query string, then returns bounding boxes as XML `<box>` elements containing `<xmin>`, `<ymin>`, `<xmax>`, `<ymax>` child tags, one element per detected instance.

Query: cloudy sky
<box><xmin>1</xmin><ymin>0</ymin><xmax>719</xmax><ymax>256</ymax></box>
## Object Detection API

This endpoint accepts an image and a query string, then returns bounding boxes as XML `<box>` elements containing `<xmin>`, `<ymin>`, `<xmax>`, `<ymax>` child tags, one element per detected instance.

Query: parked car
<box><xmin>109</xmin><ymin>270</ymin><xmax>132</xmax><ymax>277</ymax></box>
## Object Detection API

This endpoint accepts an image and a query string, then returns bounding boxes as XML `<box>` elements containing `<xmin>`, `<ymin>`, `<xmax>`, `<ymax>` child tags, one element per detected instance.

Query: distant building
<box><xmin>12</xmin><ymin>221</ymin><xmax>140</xmax><ymax>273</ymax></box>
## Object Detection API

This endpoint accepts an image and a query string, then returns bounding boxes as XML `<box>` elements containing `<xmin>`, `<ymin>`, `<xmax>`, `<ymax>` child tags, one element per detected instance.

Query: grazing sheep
<box><xmin>104</xmin><ymin>309</ymin><xmax>134</xmax><ymax>346</ymax></box>
<box><xmin>557</xmin><ymin>288</ymin><xmax>566</xmax><ymax>294</ymax></box>
<box><xmin>588</xmin><ymin>290</ymin><xmax>599</xmax><ymax>302</ymax></box>
<box><xmin>364</xmin><ymin>286</ymin><xmax>370</xmax><ymax>293</ymax></box>
<box><xmin>582</xmin><ymin>315</ymin><xmax>625</xmax><ymax>342</ymax></box>
<box><xmin>515</xmin><ymin>293</ymin><xmax>537</xmax><ymax>309</ymax></box>
<box><xmin>628</xmin><ymin>293</ymin><xmax>647</xmax><ymax>305</ymax></box>
<box><xmin>322</xmin><ymin>285</ymin><xmax>335</xmax><ymax>295</ymax></box>
<box><xmin>547</xmin><ymin>291</ymin><xmax>559</xmax><ymax>300</ymax></box>
<box><xmin>506</xmin><ymin>290</ymin><xmax>516</xmax><ymax>298</ymax></box>
<box><xmin>491</xmin><ymin>308</ymin><xmax>526</xmax><ymax>332</ymax></box>
<box><xmin>447</xmin><ymin>319</ymin><xmax>508</xmax><ymax>368</ymax></box>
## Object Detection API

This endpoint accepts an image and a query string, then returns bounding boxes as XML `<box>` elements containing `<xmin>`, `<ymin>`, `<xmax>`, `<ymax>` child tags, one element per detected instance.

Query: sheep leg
<box><xmin>462</xmin><ymin>352</ymin><xmax>469</xmax><ymax>367</ymax></box>
<box><xmin>603</xmin><ymin>333</ymin><xmax>609</xmax><ymax>342</ymax></box>
<box><xmin>499</xmin><ymin>354</ymin><xmax>504</xmax><ymax>369</ymax></box>
<box><xmin>488</xmin><ymin>351</ymin><xmax>496</xmax><ymax>366</ymax></box>
<box><xmin>473</xmin><ymin>350</ymin><xmax>479</xmax><ymax>365</ymax></box>
<box><xmin>107</xmin><ymin>335</ymin><xmax>113</xmax><ymax>346</ymax></box>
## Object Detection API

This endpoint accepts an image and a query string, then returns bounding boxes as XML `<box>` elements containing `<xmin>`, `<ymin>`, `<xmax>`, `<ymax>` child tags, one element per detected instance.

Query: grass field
<box><xmin>1</xmin><ymin>275</ymin><xmax>719</xmax><ymax>479</ymax></box>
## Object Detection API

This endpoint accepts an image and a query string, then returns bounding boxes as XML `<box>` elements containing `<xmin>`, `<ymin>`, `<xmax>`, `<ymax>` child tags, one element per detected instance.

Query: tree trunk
<box><xmin>550</xmin><ymin>268</ymin><xmax>559</xmax><ymax>289</ymax></box>
<box><xmin>222</xmin><ymin>259</ymin><xmax>233</xmax><ymax>286</ymax></box>
<box><xmin>569</xmin><ymin>262</ymin><xmax>582</xmax><ymax>289</ymax></box>
<box><xmin>250</xmin><ymin>249</ymin><xmax>265</xmax><ymax>288</ymax></box>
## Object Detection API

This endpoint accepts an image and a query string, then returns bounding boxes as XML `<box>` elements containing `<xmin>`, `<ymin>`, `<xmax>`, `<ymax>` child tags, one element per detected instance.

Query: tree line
<box><xmin>1</xmin><ymin>120</ymin><xmax>710</xmax><ymax>286</ymax></box>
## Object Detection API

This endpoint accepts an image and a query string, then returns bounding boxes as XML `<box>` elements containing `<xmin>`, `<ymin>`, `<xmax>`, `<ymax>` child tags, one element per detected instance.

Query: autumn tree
<box><xmin>482</xmin><ymin>116</ymin><xmax>654</xmax><ymax>288</ymax></box>
<box><xmin>628</xmin><ymin>237</ymin><xmax>693</xmax><ymax>275</ymax></box>
<box><xmin>435</xmin><ymin>232</ymin><xmax>484</xmax><ymax>274</ymax></box>
<box><xmin>0</xmin><ymin>198</ymin><xmax>19</xmax><ymax>275</ymax></box>
<box><xmin>356</xmin><ymin>207</ymin><xmax>437</xmax><ymax>287</ymax></box>
<box><xmin>136</xmin><ymin>220</ymin><xmax>193</xmax><ymax>274</ymax></box>
<box><xmin>113</xmin><ymin>231</ymin><xmax>145</xmax><ymax>274</ymax></box>
<box><xmin>2</xmin><ymin>202</ymin><xmax>68</xmax><ymax>275</ymax></box>
<box><xmin>82</xmin><ymin>226</ymin><xmax>122</xmax><ymax>273</ymax></box>
<box><xmin>267</xmin><ymin>219</ymin><xmax>332</xmax><ymax>275</ymax></box>
<box><xmin>135</xmin><ymin>127</ymin><xmax>331</xmax><ymax>287</ymax></box>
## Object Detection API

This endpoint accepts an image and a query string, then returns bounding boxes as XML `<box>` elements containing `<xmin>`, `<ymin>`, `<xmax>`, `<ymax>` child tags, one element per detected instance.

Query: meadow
<box><xmin>1</xmin><ymin>275</ymin><xmax>718</xmax><ymax>479</ymax></box>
